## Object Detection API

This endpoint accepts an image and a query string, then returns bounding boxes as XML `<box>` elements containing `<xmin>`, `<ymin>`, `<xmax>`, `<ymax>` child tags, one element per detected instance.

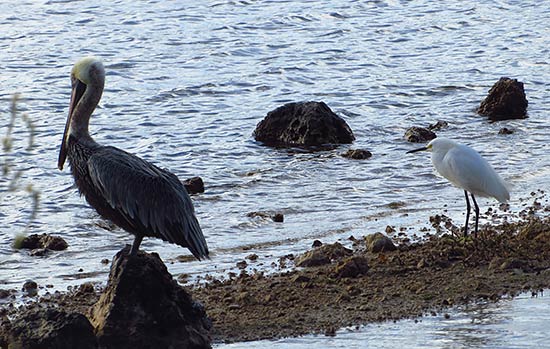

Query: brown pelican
<box><xmin>58</xmin><ymin>57</ymin><xmax>208</xmax><ymax>259</ymax></box>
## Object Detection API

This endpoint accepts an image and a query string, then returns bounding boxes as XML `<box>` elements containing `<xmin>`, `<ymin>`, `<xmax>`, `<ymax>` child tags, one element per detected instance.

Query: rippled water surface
<box><xmin>1</xmin><ymin>0</ymin><xmax>549</xmax><ymax>346</ymax></box>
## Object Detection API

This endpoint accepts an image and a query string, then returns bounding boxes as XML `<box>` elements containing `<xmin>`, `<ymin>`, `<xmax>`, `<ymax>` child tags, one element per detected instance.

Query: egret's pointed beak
<box><xmin>406</xmin><ymin>146</ymin><xmax>428</xmax><ymax>154</ymax></box>
<box><xmin>58</xmin><ymin>79</ymin><xmax>86</xmax><ymax>170</ymax></box>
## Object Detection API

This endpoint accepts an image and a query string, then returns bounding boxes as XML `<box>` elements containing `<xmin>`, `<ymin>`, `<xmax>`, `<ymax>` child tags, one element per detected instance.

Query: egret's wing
<box><xmin>87</xmin><ymin>146</ymin><xmax>208</xmax><ymax>259</ymax></box>
<box><xmin>445</xmin><ymin>146</ymin><xmax>509</xmax><ymax>202</ymax></box>
<box><xmin>442</xmin><ymin>147</ymin><xmax>481</xmax><ymax>191</ymax></box>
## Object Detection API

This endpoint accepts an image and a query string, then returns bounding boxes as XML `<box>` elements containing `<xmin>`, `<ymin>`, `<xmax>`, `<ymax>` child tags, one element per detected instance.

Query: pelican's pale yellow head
<box><xmin>58</xmin><ymin>57</ymin><xmax>105</xmax><ymax>170</ymax></box>
<box><xmin>71</xmin><ymin>56</ymin><xmax>104</xmax><ymax>85</ymax></box>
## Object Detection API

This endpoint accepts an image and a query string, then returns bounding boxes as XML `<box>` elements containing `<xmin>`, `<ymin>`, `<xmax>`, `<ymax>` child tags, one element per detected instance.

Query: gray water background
<box><xmin>1</xmin><ymin>0</ymin><xmax>549</xmax><ymax>347</ymax></box>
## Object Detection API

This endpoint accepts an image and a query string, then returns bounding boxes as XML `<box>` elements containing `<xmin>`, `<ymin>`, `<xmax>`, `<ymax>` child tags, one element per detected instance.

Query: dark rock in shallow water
<box><xmin>90</xmin><ymin>247</ymin><xmax>211</xmax><ymax>349</ymax></box>
<box><xmin>0</xmin><ymin>308</ymin><xmax>97</xmax><ymax>349</ymax></box>
<box><xmin>341</xmin><ymin>149</ymin><xmax>372</xmax><ymax>160</ymax></box>
<box><xmin>404</xmin><ymin>126</ymin><xmax>436</xmax><ymax>143</ymax></box>
<box><xmin>272</xmin><ymin>213</ymin><xmax>284</xmax><ymax>222</ymax></box>
<box><xmin>253</xmin><ymin>101</ymin><xmax>355</xmax><ymax>147</ymax></box>
<box><xmin>183</xmin><ymin>176</ymin><xmax>205</xmax><ymax>194</ymax></box>
<box><xmin>247</xmin><ymin>211</ymin><xmax>284</xmax><ymax>222</ymax></box>
<box><xmin>21</xmin><ymin>280</ymin><xmax>38</xmax><ymax>297</ymax></box>
<box><xmin>428</xmin><ymin>120</ymin><xmax>448</xmax><ymax>131</ymax></box>
<box><xmin>19</xmin><ymin>233</ymin><xmax>68</xmax><ymax>251</ymax></box>
<box><xmin>498</xmin><ymin>127</ymin><xmax>514</xmax><ymax>135</ymax></box>
<box><xmin>477</xmin><ymin>77</ymin><xmax>528</xmax><ymax>120</ymax></box>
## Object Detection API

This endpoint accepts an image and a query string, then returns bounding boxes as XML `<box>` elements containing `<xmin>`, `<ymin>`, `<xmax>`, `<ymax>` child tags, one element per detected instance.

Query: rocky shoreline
<box><xmin>195</xmin><ymin>214</ymin><xmax>550</xmax><ymax>342</ymax></box>
<box><xmin>2</xmin><ymin>194</ymin><xmax>549</xmax><ymax>346</ymax></box>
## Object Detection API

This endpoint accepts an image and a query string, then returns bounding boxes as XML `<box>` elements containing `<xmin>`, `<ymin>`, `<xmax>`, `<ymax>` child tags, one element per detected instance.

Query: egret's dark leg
<box><xmin>463</xmin><ymin>190</ymin><xmax>471</xmax><ymax>237</ymax></box>
<box><xmin>471</xmin><ymin>194</ymin><xmax>480</xmax><ymax>238</ymax></box>
<box><xmin>130</xmin><ymin>235</ymin><xmax>143</xmax><ymax>256</ymax></box>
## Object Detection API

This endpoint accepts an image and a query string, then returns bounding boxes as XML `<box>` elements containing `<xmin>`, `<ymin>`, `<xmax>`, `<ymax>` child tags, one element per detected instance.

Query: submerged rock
<box><xmin>183</xmin><ymin>176</ymin><xmax>205</xmax><ymax>194</ymax></box>
<box><xmin>253</xmin><ymin>101</ymin><xmax>355</xmax><ymax>147</ymax></box>
<box><xmin>498</xmin><ymin>127</ymin><xmax>514</xmax><ymax>135</ymax></box>
<box><xmin>17</xmin><ymin>233</ymin><xmax>68</xmax><ymax>251</ymax></box>
<box><xmin>477</xmin><ymin>77</ymin><xmax>528</xmax><ymax>120</ymax></box>
<box><xmin>272</xmin><ymin>213</ymin><xmax>284</xmax><ymax>222</ymax></box>
<box><xmin>427</xmin><ymin>120</ymin><xmax>448</xmax><ymax>131</ymax></box>
<box><xmin>404</xmin><ymin>126</ymin><xmax>436</xmax><ymax>143</ymax></box>
<box><xmin>90</xmin><ymin>247</ymin><xmax>211</xmax><ymax>349</ymax></box>
<box><xmin>0</xmin><ymin>308</ymin><xmax>97</xmax><ymax>349</ymax></box>
<box><xmin>341</xmin><ymin>149</ymin><xmax>372</xmax><ymax>160</ymax></box>
<box><xmin>247</xmin><ymin>211</ymin><xmax>284</xmax><ymax>222</ymax></box>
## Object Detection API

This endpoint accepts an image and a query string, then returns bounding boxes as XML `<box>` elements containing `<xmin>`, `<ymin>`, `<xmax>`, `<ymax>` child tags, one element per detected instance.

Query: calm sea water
<box><xmin>1</xmin><ymin>0</ymin><xmax>549</xmax><ymax>347</ymax></box>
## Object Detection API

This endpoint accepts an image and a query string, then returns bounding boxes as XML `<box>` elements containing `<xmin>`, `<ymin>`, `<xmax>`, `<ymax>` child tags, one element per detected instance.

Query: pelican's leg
<box><xmin>130</xmin><ymin>235</ymin><xmax>143</xmax><ymax>256</ymax></box>
<box><xmin>463</xmin><ymin>190</ymin><xmax>471</xmax><ymax>237</ymax></box>
<box><xmin>471</xmin><ymin>194</ymin><xmax>480</xmax><ymax>238</ymax></box>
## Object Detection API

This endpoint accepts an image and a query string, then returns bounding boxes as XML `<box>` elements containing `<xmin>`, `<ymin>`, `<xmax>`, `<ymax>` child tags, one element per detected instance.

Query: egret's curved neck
<box><xmin>431</xmin><ymin>150</ymin><xmax>446</xmax><ymax>172</ymax></box>
<box><xmin>70</xmin><ymin>79</ymin><xmax>104</xmax><ymax>141</ymax></box>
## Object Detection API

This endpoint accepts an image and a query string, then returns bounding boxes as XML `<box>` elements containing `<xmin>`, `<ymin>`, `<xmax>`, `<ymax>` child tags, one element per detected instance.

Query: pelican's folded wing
<box><xmin>86</xmin><ymin>146</ymin><xmax>208</xmax><ymax>259</ymax></box>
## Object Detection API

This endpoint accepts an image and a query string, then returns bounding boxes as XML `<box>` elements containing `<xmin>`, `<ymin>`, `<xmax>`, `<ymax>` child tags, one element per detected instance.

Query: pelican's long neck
<box><xmin>70</xmin><ymin>80</ymin><xmax>103</xmax><ymax>141</ymax></box>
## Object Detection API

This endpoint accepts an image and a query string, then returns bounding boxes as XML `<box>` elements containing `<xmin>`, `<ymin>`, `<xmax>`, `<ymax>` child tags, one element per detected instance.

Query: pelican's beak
<box><xmin>406</xmin><ymin>146</ymin><xmax>428</xmax><ymax>154</ymax></box>
<box><xmin>58</xmin><ymin>79</ymin><xmax>86</xmax><ymax>170</ymax></box>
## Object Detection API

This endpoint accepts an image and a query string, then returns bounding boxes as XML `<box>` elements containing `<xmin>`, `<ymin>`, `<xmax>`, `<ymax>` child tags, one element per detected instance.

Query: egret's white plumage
<box><xmin>428</xmin><ymin>138</ymin><xmax>509</xmax><ymax>202</ymax></box>
<box><xmin>408</xmin><ymin>138</ymin><xmax>510</xmax><ymax>237</ymax></box>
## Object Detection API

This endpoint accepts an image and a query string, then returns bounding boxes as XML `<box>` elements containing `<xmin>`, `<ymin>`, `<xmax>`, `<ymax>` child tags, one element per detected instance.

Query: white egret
<box><xmin>407</xmin><ymin>138</ymin><xmax>510</xmax><ymax>237</ymax></box>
